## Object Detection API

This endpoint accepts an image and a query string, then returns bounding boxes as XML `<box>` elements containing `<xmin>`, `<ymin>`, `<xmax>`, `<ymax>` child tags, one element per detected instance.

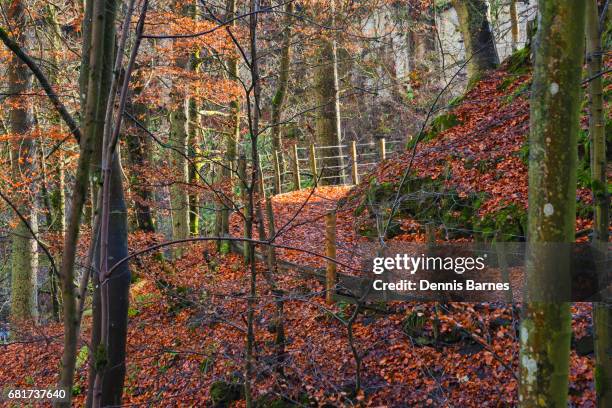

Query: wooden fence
<box><xmin>258</xmin><ymin>138</ymin><xmax>403</xmax><ymax>196</ymax></box>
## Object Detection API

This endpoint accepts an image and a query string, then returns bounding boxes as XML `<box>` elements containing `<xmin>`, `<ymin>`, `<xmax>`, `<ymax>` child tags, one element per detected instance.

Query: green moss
<box><xmin>448</xmin><ymin>95</ymin><xmax>465</xmax><ymax>108</ymax></box>
<box><xmin>71</xmin><ymin>384</ymin><xmax>83</xmax><ymax>396</ymax></box>
<box><xmin>219</xmin><ymin>241</ymin><xmax>230</xmax><ymax>255</ymax></box>
<box><xmin>505</xmin><ymin>46</ymin><xmax>531</xmax><ymax>75</ymax></box>
<box><xmin>473</xmin><ymin>203</ymin><xmax>526</xmax><ymax>241</ymax></box>
<box><xmin>502</xmin><ymin>82</ymin><xmax>530</xmax><ymax>105</ymax></box>
<box><xmin>94</xmin><ymin>344</ymin><xmax>108</xmax><ymax>371</ymax></box>
<box><xmin>76</xmin><ymin>346</ymin><xmax>89</xmax><ymax>369</ymax></box>
<box><xmin>210</xmin><ymin>380</ymin><xmax>244</xmax><ymax>407</ymax></box>
<box><xmin>408</xmin><ymin>113</ymin><xmax>460</xmax><ymax>149</ymax></box>
<box><xmin>402</xmin><ymin>310</ymin><xmax>426</xmax><ymax>337</ymax></box>
<box><xmin>199</xmin><ymin>357</ymin><xmax>213</xmax><ymax>373</ymax></box>
<box><xmin>497</xmin><ymin>76</ymin><xmax>515</xmax><ymax>91</ymax></box>
<box><xmin>517</xmin><ymin>140</ymin><xmax>529</xmax><ymax>164</ymax></box>
<box><xmin>254</xmin><ymin>395</ymin><xmax>297</xmax><ymax>408</ymax></box>
<box><xmin>595</xmin><ymin>363</ymin><xmax>609</xmax><ymax>396</ymax></box>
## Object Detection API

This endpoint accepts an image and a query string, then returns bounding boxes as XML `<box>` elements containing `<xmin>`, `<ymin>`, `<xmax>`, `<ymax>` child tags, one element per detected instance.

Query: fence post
<box><xmin>378</xmin><ymin>137</ymin><xmax>386</xmax><ymax>160</ymax></box>
<box><xmin>309</xmin><ymin>143</ymin><xmax>318</xmax><ymax>186</ymax></box>
<box><xmin>350</xmin><ymin>140</ymin><xmax>359</xmax><ymax>185</ymax></box>
<box><xmin>325</xmin><ymin>211</ymin><xmax>337</xmax><ymax>305</ymax></box>
<box><xmin>292</xmin><ymin>144</ymin><xmax>301</xmax><ymax>190</ymax></box>
<box><xmin>273</xmin><ymin>150</ymin><xmax>282</xmax><ymax>195</ymax></box>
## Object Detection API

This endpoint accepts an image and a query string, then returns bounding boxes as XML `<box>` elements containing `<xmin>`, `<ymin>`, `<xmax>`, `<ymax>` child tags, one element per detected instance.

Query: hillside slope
<box><xmin>343</xmin><ymin>50</ymin><xmax>608</xmax><ymax>242</ymax></box>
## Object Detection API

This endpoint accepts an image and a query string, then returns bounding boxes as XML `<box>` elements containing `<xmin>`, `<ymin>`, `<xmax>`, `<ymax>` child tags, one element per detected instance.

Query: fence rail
<box><xmin>253</xmin><ymin>137</ymin><xmax>401</xmax><ymax>196</ymax></box>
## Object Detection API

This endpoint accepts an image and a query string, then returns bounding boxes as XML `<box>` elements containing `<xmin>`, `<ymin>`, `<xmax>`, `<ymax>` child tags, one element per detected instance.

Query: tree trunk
<box><xmin>168</xmin><ymin>1</ymin><xmax>193</xmax><ymax>257</ymax></box>
<box><xmin>218</xmin><ymin>0</ymin><xmax>240</xmax><ymax>253</ymax></box>
<box><xmin>510</xmin><ymin>0</ymin><xmax>519</xmax><ymax>51</ymax></box>
<box><xmin>87</xmin><ymin>0</ymin><xmax>137</xmax><ymax>407</ymax></box>
<box><xmin>126</xmin><ymin>70</ymin><xmax>155</xmax><ymax>233</ymax></box>
<box><xmin>8</xmin><ymin>0</ymin><xmax>39</xmax><ymax>324</ymax></box>
<box><xmin>188</xmin><ymin>97</ymin><xmax>201</xmax><ymax>236</ymax></box>
<box><xmin>56</xmin><ymin>0</ymin><xmax>101</xmax><ymax>403</ymax></box>
<box><xmin>314</xmin><ymin>0</ymin><xmax>345</xmax><ymax>185</ymax></box>
<box><xmin>270</xmin><ymin>1</ymin><xmax>294</xmax><ymax>194</ymax></box>
<box><xmin>451</xmin><ymin>0</ymin><xmax>499</xmax><ymax>86</ymax></box>
<box><xmin>91</xmin><ymin>155</ymin><xmax>130</xmax><ymax>407</ymax></box>
<box><xmin>125</xmin><ymin>124</ymin><xmax>155</xmax><ymax>233</ymax></box>
<box><xmin>518</xmin><ymin>1</ymin><xmax>585</xmax><ymax>406</ymax></box>
<box><xmin>168</xmin><ymin>98</ymin><xmax>190</xmax><ymax>257</ymax></box>
<box><xmin>586</xmin><ymin>1</ymin><xmax>611</xmax><ymax>406</ymax></box>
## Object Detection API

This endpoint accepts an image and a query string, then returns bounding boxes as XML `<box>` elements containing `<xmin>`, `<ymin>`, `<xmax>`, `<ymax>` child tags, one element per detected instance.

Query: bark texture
<box><xmin>451</xmin><ymin>0</ymin><xmax>499</xmax><ymax>86</ymax></box>
<box><xmin>56</xmin><ymin>0</ymin><xmax>100</xmax><ymax>403</ymax></box>
<box><xmin>270</xmin><ymin>1</ymin><xmax>294</xmax><ymax>193</ymax></box>
<box><xmin>169</xmin><ymin>98</ymin><xmax>190</xmax><ymax>256</ymax></box>
<box><xmin>126</xmin><ymin>68</ymin><xmax>155</xmax><ymax>233</ymax></box>
<box><xmin>314</xmin><ymin>0</ymin><xmax>344</xmax><ymax>185</ymax></box>
<box><xmin>518</xmin><ymin>1</ymin><xmax>586</xmax><ymax>406</ymax></box>
<box><xmin>218</xmin><ymin>0</ymin><xmax>240</xmax><ymax>252</ymax></box>
<box><xmin>7</xmin><ymin>0</ymin><xmax>38</xmax><ymax>323</ymax></box>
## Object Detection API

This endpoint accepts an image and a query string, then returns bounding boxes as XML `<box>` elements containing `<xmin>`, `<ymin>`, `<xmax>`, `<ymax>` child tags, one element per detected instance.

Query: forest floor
<box><xmin>0</xmin><ymin>184</ymin><xmax>597</xmax><ymax>407</ymax></box>
<box><xmin>1</xmin><ymin>53</ymin><xmax>608</xmax><ymax>406</ymax></box>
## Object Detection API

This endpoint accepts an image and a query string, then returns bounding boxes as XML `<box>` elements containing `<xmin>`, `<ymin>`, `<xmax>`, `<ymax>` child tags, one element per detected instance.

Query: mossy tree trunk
<box><xmin>314</xmin><ymin>0</ymin><xmax>345</xmax><ymax>185</ymax></box>
<box><xmin>518</xmin><ymin>1</ymin><xmax>586</xmax><ymax>406</ymax></box>
<box><xmin>218</xmin><ymin>0</ymin><xmax>239</xmax><ymax>253</ymax></box>
<box><xmin>169</xmin><ymin>85</ymin><xmax>190</xmax><ymax>258</ymax></box>
<box><xmin>188</xmin><ymin>3</ymin><xmax>202</xmax><ymax>237</ymax></box>
<box><xmin>125</xmin><ymin>68</ymin><xmax>155</xmax><ymax>233</ymax></box>
<box><xmin>169</xmin><ymin>98</ymin><xmax>190</xmax><ymax>254</ymax></box>
<box><xmin>270</xmin><ymin>1</ymin><xmax>294</xmax><ymax>193</ymax></box>
<box><xmin>586</xmin><ymin>1</ymin><xmax>611</xmax><ymax>406</ymax></box>
<box><xmin>451</xmin><ymin>0</ymin><xmax>499</xmax><ymax>86</ymax></box>
<box><xmin>8</xmin><ymin>0</ymin><xmax>39</xmax><ymax>324</ymax></box>
<box><xmin>188</xmin><ymin>97</ymin><xmax>202</xmax><ymax>236</ymax></box>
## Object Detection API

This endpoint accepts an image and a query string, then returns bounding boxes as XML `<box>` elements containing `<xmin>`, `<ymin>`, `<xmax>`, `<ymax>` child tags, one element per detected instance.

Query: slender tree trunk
<box><xmin>451</xmin><ymin>0</ymin><xmax>499</xmax><ymax>86</ymax></box>
<box><xmin>586</xmin><ymin>1</ymin><xmax>611</xmax><ymax>406</ymax></box>
<box><xmin>168</xmin><ymin>1</ymin><xmax>193</xmax><ymax>257</ymax></box>
<box><xmin>125</xmin><ymin>124</ymin><xmax>155</xmax><ymax>233</ymax></box>
<box><xmin>7</xmin><ymin>0</ymin><xmax>39</xmax><ymax>325</ymax></box>
<box><xmin>45</xmin><ymin>2</ymin><xmax>66</xmax><ymax>322</ymax></box>
<box><xmin>218</xmin><ymin>0</ymin><xmax>240</xmax><ymax>253</ymax></box>
<box><xmin>87</xmin><ymin>0</ymin><xmax>119</xmax><ymax>402</ymax></box>
<box><xmin>270</xmin><ymin>1</ymin><xmax>294</xmax><ymax>193</ymax></box>
<box><xmin>244</xmin><ymin>1</ymin><xmax>262</xmax><ymax>405</ymax></box>
<box><xmin>56</xmin><ymin>0</ymin><xmax>101</xmax><ymax>403</ymax></box>
<box><xmin>39</xmin><ymin>145</ymin><xmax>61</xmax><ymax>320</ymax></box>
<box><xmin>188</xmin><ymin>97</ymin><xmax>202</xmax><ymax>236</ymax></box>
<box><xmin>87</xmin><ymin>0</ymin><xmax>137</xmax><ymax>404</ymax></box>
<box><xmin>518</xmin><ymin>1</ymin><xmax>585</xmax><ymax>406</ymax></box>
<box><xmin>168</xmin><ymin>98</ymin><xmax>190</xmax><ymax>256</ymax></box>
<box><xmin>126</xmin><ymin>70</ymin><xmax>155</xmax><ymax>233</ymax></box>
<box><xmin>315</xmin><ymin>0</ymin><xmax>345</xmax><ymax>185</ymax></box>
<box><xmin>509</xmin><ymin>0</ymin><xmax>519</xmax><ymax>51</ymax></box>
